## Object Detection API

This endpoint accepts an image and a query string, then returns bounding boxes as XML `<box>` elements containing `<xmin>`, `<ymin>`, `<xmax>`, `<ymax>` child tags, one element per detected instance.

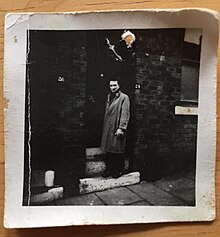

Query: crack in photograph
<box><xmin>22</xmin><ymin>28</ymin><xmax>201</xmax><ymax>206</ymax></box>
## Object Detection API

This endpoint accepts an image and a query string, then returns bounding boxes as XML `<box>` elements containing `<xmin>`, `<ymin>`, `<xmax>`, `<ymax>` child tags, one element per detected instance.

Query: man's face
<box><xmin>109</xmin><ymin>81</ymin><xmax>120</xmax><ymax>93</ymax></box>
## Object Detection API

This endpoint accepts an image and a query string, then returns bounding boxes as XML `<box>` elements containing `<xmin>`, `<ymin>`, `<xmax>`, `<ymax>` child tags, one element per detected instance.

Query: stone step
<box><xmin>85</xmin><ymin>160</ymin><xmax>106</xmax><ymax>177</ymax></box>
<box><xmin>79</xmin><ymin>172</ymin><xmax>140</xmax><ymax>195</ymax></box>
<box><xmin>85</xmin><ymin>148</ymin><xmax>130</xmax><ymax>177</ymax></box>
<box><xmin>86</xmin><ymin>147</ymin><xmax>105</xmax><ymax>159</ymax></box>
<box><xmin>85</xmin><ymin>159</ymin><xmax>130</xmax><ymax>177</ymax></box>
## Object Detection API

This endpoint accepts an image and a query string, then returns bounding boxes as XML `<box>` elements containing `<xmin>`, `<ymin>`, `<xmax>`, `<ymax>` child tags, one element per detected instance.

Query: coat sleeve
<box><xmin>118</xmin><ymin>95</ymin><xmax>130</xmax><ymax>130</ymax></box>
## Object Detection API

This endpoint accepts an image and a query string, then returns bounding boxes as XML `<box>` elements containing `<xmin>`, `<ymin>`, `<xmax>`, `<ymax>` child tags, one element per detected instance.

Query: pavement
<box><xmin>54</xmin><ymin>171</ymin><xmax>195</xmax><ymax>206</ymax></box>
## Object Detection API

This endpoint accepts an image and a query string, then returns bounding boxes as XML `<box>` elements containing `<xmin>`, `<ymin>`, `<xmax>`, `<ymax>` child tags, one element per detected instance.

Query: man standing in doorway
<box><xmin>100</xmin><ymin>79</ymin><xmax>130</xmax><ymax>178</ymax></box>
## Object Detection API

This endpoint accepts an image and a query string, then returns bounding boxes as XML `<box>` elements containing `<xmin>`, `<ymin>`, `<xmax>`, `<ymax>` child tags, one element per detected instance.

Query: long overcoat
<box><xmin>100</xmin><ymin>91</ymin><xmax>130</xmax><ymax>153</ymax></box>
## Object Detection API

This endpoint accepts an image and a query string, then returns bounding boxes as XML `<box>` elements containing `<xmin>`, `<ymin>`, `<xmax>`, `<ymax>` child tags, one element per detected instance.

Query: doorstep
<box><xmin>79</xmin><ymin>172</ymin><xmax>140</xmax><ymax>194</ymax></box>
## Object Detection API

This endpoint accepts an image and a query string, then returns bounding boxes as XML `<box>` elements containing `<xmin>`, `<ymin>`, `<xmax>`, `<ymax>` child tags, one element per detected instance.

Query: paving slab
<box><xmin>153</xmin><ymin>177</ymin><xmax>195</xmax><ymax>205</ymax></box>
<box><xmin>128</xmin><ymin>200</ymin><xmax>152</xmax><ymax>206</ymax></box>
<box><xmin>95</xmin><ymin>187</ymin><xmax>143</xmax><ymax>205</ymax></box>
<box><xmin>185</xmin><ymin>171</ymin><xmax>196</xmax><ymax>180</ymax></box>
<box><xmin>55</xmin><ymin>193</ymin><xmax>104</xmax><ymax>205</ymax></box>
<box><xmin>153</xmin><ymin>176</ymin><xmax>194</xmax><ymax>192</ymax></box>
<box><xmin>174</xmin><ymin>188</ymin><xmax>195</xmax><ymax>206</ymax></box>
<box><xmin>127</xmin><ymin>182</ymin><xmax>187</xmax><ymax>206</ymax></box>
<box><xmin>79</xmin><ymin>172</ymin><xmax>140</xmax><ymax>194</ymax></box>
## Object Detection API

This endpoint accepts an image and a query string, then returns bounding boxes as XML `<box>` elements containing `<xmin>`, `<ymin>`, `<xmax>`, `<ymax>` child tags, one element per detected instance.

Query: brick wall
<box><xmin>133</xmin><ymin>29</ymin><xmax>198</xmax><ymax>180</ymax></box>
<box><xmin>24</xmin><ymin>31</ymin><xmax>88</xmax><ymax>198</ymax></box>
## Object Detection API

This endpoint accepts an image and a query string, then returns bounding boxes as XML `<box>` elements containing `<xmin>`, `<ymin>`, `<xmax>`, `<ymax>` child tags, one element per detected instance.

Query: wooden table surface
<box><xmin>0</xmin><ymin>0</ymin><xmax>219</xmax><ymax>236</ymax></box>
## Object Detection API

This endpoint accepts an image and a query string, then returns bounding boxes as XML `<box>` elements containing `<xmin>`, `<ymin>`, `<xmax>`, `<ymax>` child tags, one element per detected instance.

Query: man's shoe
<box><xmin>102</xmin><ymin>171</ymin><xmax>111</xmax><ymax>178</ymax></box>
<box><xmin>112</xmin><ymin>172</ymin><xmax>123</xmax><ymax>179</ymax></box>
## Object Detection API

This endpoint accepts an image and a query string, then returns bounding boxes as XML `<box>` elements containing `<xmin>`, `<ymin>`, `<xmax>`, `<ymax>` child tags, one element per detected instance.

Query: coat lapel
<box><xmin>107</xmin><ymin>91</ymin><xmax>121</xmax><ymax>110</ymax></box>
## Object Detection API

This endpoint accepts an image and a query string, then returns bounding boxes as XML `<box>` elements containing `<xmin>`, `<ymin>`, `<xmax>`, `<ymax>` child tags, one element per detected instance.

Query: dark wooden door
<box><xmin>85</xmin><ymin>30</ymin><xmax>136</xmax><ymax>165</ymax></box>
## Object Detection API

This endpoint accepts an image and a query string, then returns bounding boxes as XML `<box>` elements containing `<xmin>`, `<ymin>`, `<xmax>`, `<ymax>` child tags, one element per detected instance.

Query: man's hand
<box><xmin>115</xmin><ymin>128</ymin><xmax>124</xmax><ymax>137</ymax></box>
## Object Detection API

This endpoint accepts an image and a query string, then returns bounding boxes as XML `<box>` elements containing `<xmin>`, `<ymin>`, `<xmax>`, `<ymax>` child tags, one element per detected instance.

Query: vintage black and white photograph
<box><xmin>4</xmin><ymin>11</ymin><xmax>218</xmax><ymax>227</ymax></box>
<box><xmin>22</xmin><ymin>28</ymin><xmax>201</xmax><ymax>206</ymax></box>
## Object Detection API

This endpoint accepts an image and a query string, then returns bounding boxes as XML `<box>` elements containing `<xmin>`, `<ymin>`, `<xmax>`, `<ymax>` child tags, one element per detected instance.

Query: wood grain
<box><xmin>0</xmin><ymin>0</ymin><xmax>219</xmax><ymax>236</ymax></box>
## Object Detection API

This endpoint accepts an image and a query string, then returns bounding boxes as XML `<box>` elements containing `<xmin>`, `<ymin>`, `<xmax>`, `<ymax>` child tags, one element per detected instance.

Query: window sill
<box><xmin>175</xmin><ymin>106</ymin><xmax>198</xmax><ymax>115</ymax></box>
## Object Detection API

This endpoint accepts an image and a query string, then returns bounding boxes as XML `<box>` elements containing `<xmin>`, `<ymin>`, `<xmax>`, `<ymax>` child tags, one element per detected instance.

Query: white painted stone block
<box><xmin>48</xmin><ymin>187</ymin><xmax>64</xmax><ymax>199</ymax></box>
<box><xmin>79</xmin><ymin>172</ymin><xmax>140</xmax><ymax>195</ymax></box>
<box><xmin>30</xmin><ymin>187</ymin><xmax>64</xmax><ymax>204</ymax></box>
<box><xmin>45</xmin><ymin>170</ymin><xmax>55</xmax><ymax>187</ymax></box>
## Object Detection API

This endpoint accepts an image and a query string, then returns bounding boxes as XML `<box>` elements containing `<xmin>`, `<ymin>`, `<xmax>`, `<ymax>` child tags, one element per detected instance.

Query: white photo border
<box><xmin>4</xmin><ymin>9</ymin><xmax>219</xmax><ymax>228</ymax></box>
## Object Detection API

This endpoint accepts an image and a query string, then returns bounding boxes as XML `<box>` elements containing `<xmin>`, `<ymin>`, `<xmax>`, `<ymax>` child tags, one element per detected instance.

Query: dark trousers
<box><xmin>105</xmin><ymin>152</ymin><xmax>125</xmax><ymax>175</ymax></box>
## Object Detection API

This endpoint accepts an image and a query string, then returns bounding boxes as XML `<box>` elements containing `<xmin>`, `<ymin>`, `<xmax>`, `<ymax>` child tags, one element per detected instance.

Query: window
<box><xmin>180</xmin><ymin>35</ymin><xmax>202</xmax><ymax>103</ymax></box>
<box><xmin>180</xmin><ymin>60</ymin><xmax>199</xmax><ymax>102</ymax></box>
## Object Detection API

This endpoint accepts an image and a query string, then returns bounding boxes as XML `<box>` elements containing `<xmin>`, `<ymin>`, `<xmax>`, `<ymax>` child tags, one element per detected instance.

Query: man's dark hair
<box><xmin>108</xmin><ymin>76</ymin><xmax>121</xmax><ymax>85</ymax></box>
